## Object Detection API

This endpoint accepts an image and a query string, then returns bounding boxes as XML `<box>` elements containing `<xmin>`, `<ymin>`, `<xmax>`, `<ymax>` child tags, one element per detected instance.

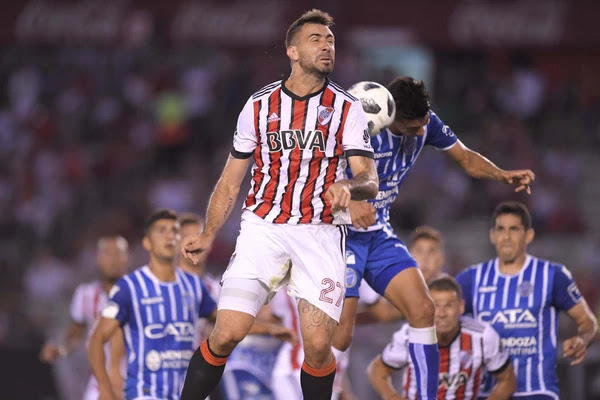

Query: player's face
<box><xmin>431</xmin><ymin>290</ymin><xmax>463</xmax><ymax>335</ymax></box>
<box><xmin>390</xmin><ymin>113</ymin><xmax>430</xmax><ymax>137</ymax></box>
<box><xmin>145</xmin><ymin>219</ymin><xmax>181</xmax><ymax>262</ymax></box>
<box><xmin>410</xmin><ymin>238</ymin><xmax>444</xmax><ymax>284</ymax></box>
<box><xmin>490</xmin><ymin>213</ymin><xmax>534</xmax><ymax>263</ymax></box>
<box><xmin>291</xmin><ymin>23</ymin><xmax>335</xmax><ymax>78</ymax></box>
<box><xmin>97</xmin><ymin>238</ymin><xmax>128</xmax><ymax>281</ymax></box>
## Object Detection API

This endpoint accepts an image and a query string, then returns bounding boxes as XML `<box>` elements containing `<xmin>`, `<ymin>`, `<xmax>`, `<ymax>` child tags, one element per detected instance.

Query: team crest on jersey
<box><xmin>518</xmin><ymin>281</ymin><xmax>534</xmax><ymax>297</ymax></box>
<box><xmin>459</xmin><ymin>350</ymin><xmax>473</xmax><ymax>369</ymax></box>
<box><xmin>346</xmin><ymin>267</ymin><xmax>358</xmax><ymax>288</ymax></box>
<box><xmin>403</xmin><ymin>137</ymin><xmax>417</xmax><ymax>155</ymax></box>
<box><xmin>317</xmin><ymin>105</ymin><xmax>334</xmax><ymax>126</ymax></box>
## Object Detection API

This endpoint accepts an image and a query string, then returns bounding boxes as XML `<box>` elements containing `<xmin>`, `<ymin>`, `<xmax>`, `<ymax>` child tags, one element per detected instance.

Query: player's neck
<box><xmin>437</xmin><ymin>325</ymin><xmax>460</xmax><ymax>347</ymax></box>
<box><xmin>285</xmin><ymin>68</ymin><xmax>327</xmax><ymax>97</ymax></box>
<box><xmin>148</xmin><ymin>257</ymin><xmax>177</xmax><ymax>282</ymax></box>
<box><xmin>498</xmin><ymin>253</ymin><xmax>527</xmax><ymax>275</ymax></box>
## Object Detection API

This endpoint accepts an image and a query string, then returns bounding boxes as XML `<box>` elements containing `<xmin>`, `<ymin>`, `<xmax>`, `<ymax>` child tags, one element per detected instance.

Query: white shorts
<box><xmin>219</xmin><ymin>211</ymin><xmax>347</xmax><ymax>322</ymax></box>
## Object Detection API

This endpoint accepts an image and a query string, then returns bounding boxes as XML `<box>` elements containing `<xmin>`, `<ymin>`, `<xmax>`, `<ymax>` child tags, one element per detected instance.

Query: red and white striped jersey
<box><xmin>382</xmin><ymin>317</ymin><xmax>510</xmax><ymax>400</ymax></box>
<box><xmin>232</xmin><ymin>79</ymin><xmax>374</xmax><ymax>225</ymax></box>
<box><xmin>70</xmin><ymin>280</ymin><xmax>107</xmax><ymax>325</ymax></box>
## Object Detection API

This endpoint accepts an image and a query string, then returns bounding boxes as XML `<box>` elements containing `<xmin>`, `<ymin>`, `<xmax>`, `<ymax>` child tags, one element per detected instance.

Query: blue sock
<box><xmin>408</xmin><ymin>326</ymin><xmax>439</xmax><ymax>399</ymax></box>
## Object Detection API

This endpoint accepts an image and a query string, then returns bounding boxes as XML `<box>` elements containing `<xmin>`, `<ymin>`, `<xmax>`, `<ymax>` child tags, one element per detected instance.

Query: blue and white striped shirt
<box><xmin>456</xmin><ymin>255</ymin><xmax>583</xmax><ymax>399</ymax></box>
<box><xmin>102</xmin><ymin>266</ymin><xmax>217</xmax><ymax>400</ymax></box>
<box><xmin>347</xmin><ymin>111</ymin><xmax>457</xmax><ymax>231</ymax></box>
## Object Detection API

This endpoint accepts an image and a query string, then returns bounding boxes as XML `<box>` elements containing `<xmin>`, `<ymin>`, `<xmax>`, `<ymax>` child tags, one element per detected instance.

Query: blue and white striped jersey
<box><xmin>102</xmin><ymin>266</ymin><xmax>217</xmax><ymax>400</ymax></box>
<box><xmin>456</xmin><ymin>255</ymin><xmax>583</xmax><ymax>399</ymax></box>
<box><xmin>347</xmin><ymin>111</ymin><xmax>457</xmax><ymax>231</ymax></box>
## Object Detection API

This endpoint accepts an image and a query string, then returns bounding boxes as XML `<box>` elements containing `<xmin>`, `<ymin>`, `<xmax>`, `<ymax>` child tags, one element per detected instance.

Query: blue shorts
<box><xmin>345</xmin><ymin>226</ymin><xmax>417</xmax><ymax>298</ymax></box>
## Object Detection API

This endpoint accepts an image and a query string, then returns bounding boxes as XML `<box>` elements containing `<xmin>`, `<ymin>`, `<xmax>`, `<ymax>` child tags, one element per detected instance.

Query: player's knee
<box><xmin>406</xmin><ymin>295</ymin><xmax>435</xmax><ymax>327</ymax></box>
<box><xmin>209</xmin><ymin>327</ymin><xmax>246</xmax><ymax>354</ymax></box>
<box><xmin>304</xmin><ymin>332</ymin><xmax>333</xmax><ymax>357</ymax></box>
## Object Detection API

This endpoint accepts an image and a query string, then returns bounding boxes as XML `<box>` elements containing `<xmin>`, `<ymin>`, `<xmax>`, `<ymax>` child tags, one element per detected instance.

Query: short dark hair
<box><xmin>491</xmin><ymin>201</ymin><xmax>532</xmax><ymax>230</ymax></box>
<box><xmin>387</xmin><ymin>76</ymin><xmax>430</xmax><ymax>120</ymax></box>
<box><xmin>409</xmin><ymin>225</ymin><xmax>444</xmax><ymax>249</ymax></box>
<box><xmin>428</xmin><ymin>276</ymin><xmax>462</xmax><ymax>299</ymax></box>
<box><xmin>285</xmin><ymin>9</ymin><xmax>334</xmax><ymax>48</ymax></box>
<box><xmin>179</xmin><ymin>212</ymin><xmax>203</xmax><ymax>228</ymax></box>
<box><xmin>144</xmin><ymin>209</ymin><xmax>178</xmax><ymax>236</ymax></box>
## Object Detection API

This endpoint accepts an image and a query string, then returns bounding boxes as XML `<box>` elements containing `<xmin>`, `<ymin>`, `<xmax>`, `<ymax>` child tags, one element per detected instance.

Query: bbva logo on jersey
<box><xmin>439</xmin><ymin>371</ymin><xmax>468</xmax><ymax>390</ymax></box>
<box><xmin>266</xmin><ymin>130</ymin><xmax>325</xmax><ymax>152</ymax></box>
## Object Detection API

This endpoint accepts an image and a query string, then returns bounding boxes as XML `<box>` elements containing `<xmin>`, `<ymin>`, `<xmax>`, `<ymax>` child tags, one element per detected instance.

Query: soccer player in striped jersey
<box><xmin>456</xmin><ymin>202</ymin><xmax>598</xmax><ymax>399</ymax></box>
<box><xmin>335</xmin><ymin>77</ymin><xmax>534</xmax><ymax>400</ymax></box>
<box><xmin>87</xmin><ymin>210</ymin><xmax>218</xmax><ymax>400</ymax></box>
<box><xmin>179</xmin><ymin>9</ymin><xmax>378</xmax><ymax>400</ymax></box>
<box><xmin>368</xmin><ymin>277</ymin><xmax>516</xmax><ymax>400</ymax></box>
<box><xmin>40</xmin><ymin>235</ymin><xmax>128</xmax><ymax>400</ymax></box>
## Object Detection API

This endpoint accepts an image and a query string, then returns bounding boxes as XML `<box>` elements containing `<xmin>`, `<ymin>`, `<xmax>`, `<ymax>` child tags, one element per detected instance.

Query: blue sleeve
<box><xmin>552</xmin><ymin>265</ymin><xmax>583</xmax><ymax>312</ymax></box>
<box><xmin>424</xmin><ymin>111</ymin><xmax>458</xmax><ymax>150</ymax></box>
<box><xmin>101</xmin><ymin>278</ymin><xmax>132</xmax><ymax>326</ymax></box>
<box><xmin>197</xmin><ymin>278</ymin><xmax>217</xmax><ymax>318</ymax></box>
<box><xmin>455</xmin><ymin>268</ymin><xmax>474</xmax><ymax>315</ymax></box>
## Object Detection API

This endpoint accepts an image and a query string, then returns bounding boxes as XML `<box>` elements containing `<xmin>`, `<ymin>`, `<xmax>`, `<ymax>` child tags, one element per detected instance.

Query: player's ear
<box><xmin>287</xmin><ymin>45</ymin><xmax>299</xmax><ymax>62</ymax></box>
<box><xmin>460</xmin><ymin>299</ymin><xmax>465</xmax><ymax>315</ymax></box>
<box><xmin>525</xmin><ymin>228</ymin><xmax>535</xmax><ymax>245</ymax></box>
<box><xmin>142</xmin><ymin>236</ymin><xmax>151</xmax><ymax>252</ymax></box>
<box><xmin>489</xmin><ymin>228</ymin><xmax>496</xmax><ymax>245</ymax></box>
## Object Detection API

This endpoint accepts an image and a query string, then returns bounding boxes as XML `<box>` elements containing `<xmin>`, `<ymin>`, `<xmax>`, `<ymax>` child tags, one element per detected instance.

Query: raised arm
<box><xmin>181</xmin><ymin>155</ymin><xmax>252</xmax><ymax>264</ymax></box>
<box><xmin>325</xmin><ymin>155</ymin><xmax>378</xmax><ymax>210</ymax></box>
<box><xmin>563</xmin><ymin>299</ymin><xmax>598</xmax><ymax>365</ymax></box>
<box><xmin>445</xmin><ymin>139</ymin><xmax>535</xmax><ymax>194</ymax></box>
<box><xmin>87</xmin><ymin>317</ymin><xmax>122</xmax><ymax>400</ymax></box>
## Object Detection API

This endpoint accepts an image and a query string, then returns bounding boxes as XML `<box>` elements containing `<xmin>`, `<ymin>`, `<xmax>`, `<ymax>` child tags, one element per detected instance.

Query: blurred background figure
<box><xmin>39</xmin><ymin>236</ymin><xmax>129</xmax><ymax>400</ymax></box>
<box><xmin>1</xmin><ymin>0</ymin><xmax>600</xmax><ymax>398</ymax></box>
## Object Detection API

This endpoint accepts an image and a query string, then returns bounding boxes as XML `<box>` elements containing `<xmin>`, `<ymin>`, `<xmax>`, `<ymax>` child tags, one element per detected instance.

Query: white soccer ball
<box><xmin>348</xmin><ymin>81</ymin><xmax>396</xmax><ymax>136</ymax></box>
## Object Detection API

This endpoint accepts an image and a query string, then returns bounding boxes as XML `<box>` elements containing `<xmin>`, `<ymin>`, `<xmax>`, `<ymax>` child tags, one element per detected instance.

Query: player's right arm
<box><xmin>367</xmin><ymin>355</ymin><xmax>405</xmax><ymax>400</ymax></box>
<box><xmin>89</xmin><ymin>280</ymin><xmax>131</xmax><ymax>400</ymax></box>
<box><xmin>367</xmin><ymin>326</ymin><xmax>410</xmax><ymax>400</ymax></box>
<box><xmin>88</xmin><ymin>317</ymin><xmax>122</xmax><ymax>400</ymax></box>
<box><xmin>40</xmin><ymin>320</ymin><xmax>86</xmax><ymax>362</ymax></box>
<box><xmin>182</xmin><ymin>98</ymin><xmax>256</xmax><ymax>264</ymax></box>
<box><xmin>40</xmin><ymin>284</ymin><xmax>88</xmax><ymax>363</ymax></box>
<box><xmin>182</xmin><ymin>155</ymin><xmax>252</xmax><ymax>264</ymax></box>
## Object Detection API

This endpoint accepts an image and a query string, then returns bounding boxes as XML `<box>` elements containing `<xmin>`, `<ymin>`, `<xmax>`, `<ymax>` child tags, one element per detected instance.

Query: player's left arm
<box><xmin>326</xmin><ymin>101</ymin><xmax>378</xmax><ymax>209</ymax></box>
<box><xmin>564</xmin><ymin>300</ymin><xmax>598</xmax><ymax>365</ymax></box>
<box><xmin>553</xmin><ymin>265</ymin><xmax>598</xmax><ymax>365</ymax></box>
<box><xmin>444</xmin><ymin>139</ymin><xmax>535</xmax><ymax>194</ymax></box>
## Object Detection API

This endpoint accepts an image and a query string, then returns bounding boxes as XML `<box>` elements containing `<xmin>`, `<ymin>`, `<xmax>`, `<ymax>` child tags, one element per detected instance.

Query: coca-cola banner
<box><xmin>3</xmin><ymin>0</ymin><xmax>600</xmax><ymax>48</ymax></box>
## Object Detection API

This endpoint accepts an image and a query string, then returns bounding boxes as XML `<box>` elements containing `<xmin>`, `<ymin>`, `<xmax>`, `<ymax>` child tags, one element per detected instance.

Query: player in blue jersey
<box><xmin>456</xmin><ymin>201</ymin><xmax>598</xmax><ymax>399</ymax></box>
<box><xmin>87</xmin><ymin>209</ymin><xmax>218</xmax><ymax>400</ymax></box>
<box><xmin>87</xmin><ymin>210</ymin><xmax>294</xmax><ymax>400</ymax></box>
<box><xmin>333</xmin><ymin>77</ymin><xmax>535</xmax><ymax>399</ymax></box>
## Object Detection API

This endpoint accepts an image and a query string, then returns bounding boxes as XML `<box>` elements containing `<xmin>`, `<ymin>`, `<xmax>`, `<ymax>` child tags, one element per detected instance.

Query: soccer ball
<box><xmin>348</xmin><ymin>81</ymin><xmax>396</xmax><ymax>136</ymax></box>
